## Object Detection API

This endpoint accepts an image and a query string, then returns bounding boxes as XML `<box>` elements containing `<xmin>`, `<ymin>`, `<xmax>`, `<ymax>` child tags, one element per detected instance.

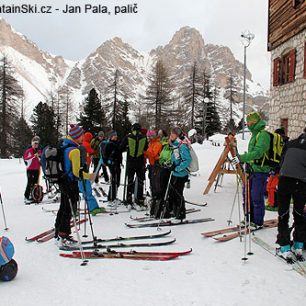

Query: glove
<box><xmin>169</xmin><ymin>164</ymin><xmax>176</xmax><ymax>171</ymax></box>
<box><xmin>231</xmin><ymin>156</ymin><xmax>240</xmax><ymax>166</ymax></box>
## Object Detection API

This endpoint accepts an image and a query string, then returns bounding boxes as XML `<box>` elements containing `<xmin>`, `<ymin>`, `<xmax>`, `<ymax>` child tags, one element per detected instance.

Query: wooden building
<box><xmin>268</xmin><ymin>0</ymin><xmax>306</xmax><ymax>138</ymax></box>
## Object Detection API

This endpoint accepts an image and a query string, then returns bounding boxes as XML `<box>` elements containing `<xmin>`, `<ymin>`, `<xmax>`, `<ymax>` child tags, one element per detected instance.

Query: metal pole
<box><xmin>242</xmin><ymin>45</ymin><xmax>247</xmax><ymax>140</ymax></box>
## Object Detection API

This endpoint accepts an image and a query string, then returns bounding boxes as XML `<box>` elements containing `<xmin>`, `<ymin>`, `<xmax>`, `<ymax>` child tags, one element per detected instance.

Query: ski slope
<box><xmin>0</xmin><ymin>135</ymin><xmax>304</xmax><ymax>306</ymax></box>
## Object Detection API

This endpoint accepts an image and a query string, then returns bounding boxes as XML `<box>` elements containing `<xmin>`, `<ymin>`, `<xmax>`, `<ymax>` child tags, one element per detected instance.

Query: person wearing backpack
<box><xmin>232</xmin><ymin>112</ymin><xmax>271</xmax><ymax>228</ymax></box>
<box><xmin>90</xmin><ymin>131</ymin><xmax>109</xmax><ymax>184</ymax></box>
<box><xmin>120</xmin><ymin>123</ymin><xmax>148</xmax><ymax>207</ymax></box>
<box><xmin>55</xmin><ymin>124</ymin><xmax>95</xmax><ymax>246</ymax></box>
<box><xmin>276</xmin><ymin>129</ymin><xmax>306</xmax><ymax>261</ymax></box>
<box><xmin>23</xmin><ymin>136</ymin><xmax>41</xmax><ymax>204</ymax></box>
<box><xmin>102</xmin><ymin>130</ymin><xmax>122</xmax><ymax>202</ymax></box>
<box><xmin>168</xmin><ymin>127</ymin><xmax>192</xmax><ymax>222</ymax></box>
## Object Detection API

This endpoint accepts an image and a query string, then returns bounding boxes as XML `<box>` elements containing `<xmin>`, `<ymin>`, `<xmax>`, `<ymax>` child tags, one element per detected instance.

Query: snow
<box><xmin>0</xmin><ymin>143</ymin><xmax>305</xmax><ymax>306</ymax></box>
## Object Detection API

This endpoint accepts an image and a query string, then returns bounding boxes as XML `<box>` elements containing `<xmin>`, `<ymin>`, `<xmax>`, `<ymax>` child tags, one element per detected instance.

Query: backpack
<box><xmin>31</xmin><ymin>184</ymin><xmax>44</xmax><ymax>203</ymax></box>
<box><xmin>178</xmin><ymin>140</ymin><xmax>199</xmax><ymax>173</ymax></box>
<box><xmin>0</xmin><ymin>237</ymin><xmax>14</xmax><ymax>266</ymax></box>
<box><xmin>255</xmin><ymin>131</ymin><xmax>284</xmax><ymax>168</ymax></box>
<box><xmin>41</xmin><ymin>142</ymin><xmax>71</xmax><ymax>185</ymax></box>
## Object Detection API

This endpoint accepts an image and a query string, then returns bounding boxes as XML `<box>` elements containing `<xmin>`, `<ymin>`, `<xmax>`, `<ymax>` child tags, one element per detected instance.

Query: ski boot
<box><xmin>91</xmin><ymin>207</ymin><xmax>106</xmax><ymax>216</ymax></box>
<box><xmin>279</xmin><ymin>245</ymin><xmax>295</xmax><ymax>264</ymax></box>
<box><xmin>292</xmin><ymin>242</ymin><xmax>305</xmax><ymax>262</ymax></box>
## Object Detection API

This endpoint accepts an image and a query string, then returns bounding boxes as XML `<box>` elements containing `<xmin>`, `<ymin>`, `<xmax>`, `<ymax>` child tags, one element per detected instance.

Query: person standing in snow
<box><xmin>168</xmin><ymin>127</ymin><xmax>191</xmax><ymax>221</ymax></box>
<box><xmin>23</xmin><ymin>136</ymin><xmax>41</xmax><ymax>204</ymax></box>
<box><xmin>90</xmin><ymin>131</ymin><xmax>109</xmax><ymax>184</ymax></box>
<box><xmin>120</xmin><ymin>123</ymin><xmax>148</xmax><ymax>207</ymax></box>
<box><xmin>232</xmin><ymin>112</ymin><xmax>271</xmax><ymax>228</ymax></box>
<box><xmin>55</xmin><ymin>124</ymin><xmax>94</xmax><ymax>245</ymax></box>
<box><xmin>276</xmin><ymin>129</ymin><xmax>306</xmax><ymax>261</ymax></box>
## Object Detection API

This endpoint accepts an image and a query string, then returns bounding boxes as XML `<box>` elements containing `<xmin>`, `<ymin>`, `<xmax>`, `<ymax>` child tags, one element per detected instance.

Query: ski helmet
<box><xmin>0</xmin><ymin>259</ymin><xmax>18</xmax><ymax>282</ymax></box>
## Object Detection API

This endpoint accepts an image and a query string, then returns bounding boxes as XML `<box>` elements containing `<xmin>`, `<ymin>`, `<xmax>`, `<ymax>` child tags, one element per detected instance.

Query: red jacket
<box><xmin>82</xmin><ymin>132</ymin><xmax>95</xmax><ymax>165</ymax></box>
<box><xmin>24</xmin><ymin>147</ymin><xmax>41</xmax><ymax>170</ymax></box>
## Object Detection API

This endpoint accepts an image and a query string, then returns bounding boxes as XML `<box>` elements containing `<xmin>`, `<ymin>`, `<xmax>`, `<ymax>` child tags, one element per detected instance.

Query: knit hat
<box><xmin>68</xmin><ymin>124</ymin><xmax>84</xmax><ymax>140</ymax></box>
<box><xmin>31</xmin><ymin>136</ymin><xmax>40</xmax><ymax>144</ymax></box>
<box><xmin>108</xmin><ymin>130</ymin><xmax>118</xmax><ymax>139</ymax></box>
<box><xmin>246</xmin><ymin>112</ymin><xmax>261</xmax><ymax>124</ymax></box>
<box><xmin>146</xmin><ymin>130</ymin><xmax>157</xmax><ymax>137</ymax></box>
<box><xmin>171</xmin><ymin>127</ymin><xmax>183</xmax><ymax>137</ymax></box>
<box><xmin>98</xmin><ymin>131</ymin><xmax>104</xmax><ymax>137</ymax></box>
<box><xmin>132</xmin><ymin>123</ymin><xmax>141</xmax><ymax>131</ymax></box>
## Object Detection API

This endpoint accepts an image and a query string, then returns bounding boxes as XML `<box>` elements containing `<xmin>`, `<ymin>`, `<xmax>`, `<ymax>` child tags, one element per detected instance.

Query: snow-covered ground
<box><xmin>0</xmin><ymin>136</ymin><xmax>305</xmax><ymax>306</ymax></box>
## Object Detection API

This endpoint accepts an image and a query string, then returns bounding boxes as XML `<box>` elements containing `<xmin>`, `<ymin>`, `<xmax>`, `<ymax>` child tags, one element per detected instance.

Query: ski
<box><xmin>125</xmin><ymin>218</ymin><xmax>214</xmax><ymax>228</ymax></box>
<box><xmin>93</xmin><ymin>187</ymin><xmax>102</xmax><ymax>197</ymax></box>
<box><xmin>201</xmin><ymin>219</ymin><xmax>277</xmax><ymax>238</ymax></box>
<box><xmin>212</xmin><ymin>220</ymin><xmax>278</xmax><ymax>242</ymax></box>
<box><xmin>81</xmin><ymin>229</ymin><xmax>171</xmax><ymax>245</ymax></box>
<box><xmin>60</xmin><ymin>248</ymin><xmax>192</xmax><ymax>260</ymax></box>
<box><xmin>185</xmin><ymin>200</ymin><xmax>207</xmax><ymax>207</ymax></box>
<box><xmin>98</xmin><ymin>186</ymin><xmax>107</xmax><ymax>197</ymax></box>
<box><xmin>130</xmin><ymin>208</ymin><xmax>201</xmax><ymax>222</ymax></box>
<box><xmin>59</xmin><ymin>238</ymin><xmax>176</xmax><ymax>251</ymax></box>
<box><xmin>25</xmin><ymin>228</ymin><xmax>55</xmax><ymax>242</ymax></box>
<box><xmin>252</xmin><ymin>236</ymin><xmax>306</xmax><ymax>278</ymax></box>
<box><xmin>36</xmin><ymin>219</ymin><xmax>88</xmax><ymax>243</ymax></box>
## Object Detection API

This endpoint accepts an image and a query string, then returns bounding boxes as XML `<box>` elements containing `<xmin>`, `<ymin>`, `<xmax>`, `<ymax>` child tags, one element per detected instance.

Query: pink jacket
<box><xmin>24</xmin><ymin>147</ymin><xmax>41</xmax><ymax>170</ymax></box>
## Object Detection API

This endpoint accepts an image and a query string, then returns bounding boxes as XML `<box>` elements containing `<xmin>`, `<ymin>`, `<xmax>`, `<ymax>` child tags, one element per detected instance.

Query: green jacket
<box><xmin>239</xmin><ymin>120</ymin><xmax>271</xmax><ymax>173</ymax></box>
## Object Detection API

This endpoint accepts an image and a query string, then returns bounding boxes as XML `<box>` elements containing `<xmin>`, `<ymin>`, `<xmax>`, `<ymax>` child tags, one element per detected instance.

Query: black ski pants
<box><xmin>55</xmin><ymin>181</ymin><xmax>79</xmax><ymax>238</ymax></box>
<box><xmin>24</xmin><ymin>169</ymin><xmax>39</xmax><ymax>199</ymax></box>
<box><xmin>168</xmin><ymin>175</ymin><xmax>188</xmax><ymax>220</ymax></box>
<box><xmin>108</xmin><ymin>164</ymin><xmax>121</xmax><ymax>201</ymax></box>
<box><xmin>127</xmin><ymin>160</ymin><xmax>145</xmax><ymax>202</ymax></box>
<box><xmin>277</xmin><ymin>176</ymin><xmax>306</xmax><ymax>246</ymax></box>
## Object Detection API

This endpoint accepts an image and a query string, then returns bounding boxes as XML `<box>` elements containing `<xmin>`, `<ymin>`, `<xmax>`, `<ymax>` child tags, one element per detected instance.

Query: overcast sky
<box><xmin>1</xmin><ymin>0</ymin><xmax>271</xmax><ymax>89</ymax></box>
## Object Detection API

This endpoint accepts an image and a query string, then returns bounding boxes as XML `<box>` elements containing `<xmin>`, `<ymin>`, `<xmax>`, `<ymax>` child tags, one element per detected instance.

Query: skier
<box><xmin>23</xmin><ymin>136</ymin><xmax>41</xmax><ymax>204</ymax></box>
<box><xmin>168</xmin><ymin>127</ymin><xmax>191</xmax><ymax>222</ymax></box>
<box><xmin>79</xmin><ymin>136</ymin><xmax>105</xmax><ymax>216</ymax></box>
<box><xmin>55</xmin><ymin>124</ymin><xmax>94</xmax><ymax>245</ymax></box>
<box><xmin>145</xmin><ymin>130</ymin><xmax>162</xmax><ymax>200</ymax></box>
<box><xmin>103</xmin><ymin>130</ymin><xmax>122</xmax><ymax>202</ymax></box>
<box><xmin>232</xmin><ymin>112</ymin><xmax>271</xmax><ymax>228</ymax></box>
<box><xmin>276</xmin><ymin>128</ymin><xmax>306</xmax><ymax>261</ymax></box>
<box><xmin>120</xmin><ymin>123</ymin><xmax>148</xmax><ymax>207</ymax></box>
<box><xmin>90</xmin><ymin>131</ymin><xmax>109</xmax><ymax>184</ymax></box>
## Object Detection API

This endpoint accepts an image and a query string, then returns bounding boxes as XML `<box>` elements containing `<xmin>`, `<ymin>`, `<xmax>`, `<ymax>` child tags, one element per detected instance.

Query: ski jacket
<box><xmin>239</xmin><ymin>120</ymin><xmax>271</xmax><ymax>173</ymax></box>
<box><xmin>170</xmin><ymin>138</ymin><xmax>191</xmax><ymax>177</ymax></box>
<box><xmin>90</xmin><ymin>137</ymin><xmax>102</xmax><ymax>159</ymax></box>
<box><xmin>104</xmin><ymin>140</ymin><xmax>123</xmax><ymax>166</ymax></box>
<box><xmin>120</xmin><ymin>131</ymin><xmax>148</xmax><ymax>163</ymax></box>
<box><xmin>145</xmin><ymin>138</ymin><xmax>162</xmax><ymax>166</ymax></box>
<box><xmin>279</xmin><ymin>133</ymin><xmax>306</xmax><ymax>182</ymax></box>
<box><xmin>23</xmin><ymin>147</ymin><xmax>41</xmax><ymax>171</ymax></box>
<box><xmin>82</xmin><ymin>132</ymin><xmax>95</xmax><ymax>165</ymax></box>
<box><xmin>159</xmin><ymin>138</ymin><xmax>172</xmax><ymax>167</ymax></box>
<box><xmin>62</xmin><ymin>137</ymin><xmax>90</xmax><ymax>182</ymax></box>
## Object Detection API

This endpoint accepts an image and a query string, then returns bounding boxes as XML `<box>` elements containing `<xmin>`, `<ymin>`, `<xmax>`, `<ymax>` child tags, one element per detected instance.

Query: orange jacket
<box><xmin>82</xmin><ymin>132</ymin><xmax>95</xmax><ymax>165</ymax></box>
<box><xmin>144</xmin><ymin>138</ymin><xmax>162</xmax><ymax>166</ymax></box>
<box><xmin>266</xmin><ymin>174</ymin><xmax>279</xmax><ymax>207</ymax></box>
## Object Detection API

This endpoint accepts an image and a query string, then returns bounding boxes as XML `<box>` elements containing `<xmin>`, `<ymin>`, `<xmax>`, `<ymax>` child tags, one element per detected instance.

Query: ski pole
<box><xmin>82</xmin><ymin>189</ymin><xmax>88</xmax><ymax>238</ymax></box>
<box><xmin>236</xmin><ymin>175</ymin><xmax>243</xmax><ymax>242</ymax></box>
<box><xmin>227</xmin><ymin>182</ymin><xmax>238</xmax><ymax>225</ymax></box>
<box><xmin>0</xmin><ymin>187</ymin><xmax>8</xmax><ymax>230</ymax></box>
<box><xmin>247</xmin><ymin>170</ymin><xmax>253</xmax><ymax>256</ymax></box>
<box><xmin>68</xmin><ymin>198</ymin><xmax>88</xmax><ymax>266</ymax></box>
<box><xmin>122</xmin><ymin>153</ymin><xmax>128</xmax><ymax>204</ymax></box>
<box><xmin>157</xmin><ymin>171</ymin><xmax>173</xmax><ymax>231</ymax></box>
<box><xmin>241</xmin><ymin>163</ymin><xmax>248</xmax><ymax>261</ymax></box>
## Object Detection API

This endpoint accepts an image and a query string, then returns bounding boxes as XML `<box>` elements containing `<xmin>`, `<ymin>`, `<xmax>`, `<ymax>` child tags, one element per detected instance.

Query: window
<box><xmin>272</xmin><ymin>48</ymin><xmax>296</xmax><ymax>86</ymax></box>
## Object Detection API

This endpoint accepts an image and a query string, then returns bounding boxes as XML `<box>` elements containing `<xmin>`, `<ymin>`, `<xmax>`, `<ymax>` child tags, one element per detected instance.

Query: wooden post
<box><xmin>203</xmin><ymin>135</ymin><xmax>245</xmax><ymax>195</ymax></box>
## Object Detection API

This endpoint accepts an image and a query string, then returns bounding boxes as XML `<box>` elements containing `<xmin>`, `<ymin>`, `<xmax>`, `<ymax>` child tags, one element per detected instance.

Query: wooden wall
<box><xmin>268</xmin><ymin>0</ymin><xmax>306</xmax><ymax>51</ymax></box>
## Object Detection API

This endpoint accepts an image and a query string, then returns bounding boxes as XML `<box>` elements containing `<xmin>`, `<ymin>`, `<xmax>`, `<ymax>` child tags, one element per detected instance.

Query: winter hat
<box><xmin>132</xmin><ymin>123</ymin><xmax>141</xmax><ymax>131</ymax></box>
<box><xmin>171</xmin><ymin>127</ymin><xmax>183</xmax><ymax>137</ymax></box>
<box><xmin>31</xmin><ymin>136</ymin><xmax>40</xmax><ymax>144</ymax></box>
<box><xmin>108</xmin><ymin>130</ymin><xmax>118</xmax><ymax>139</ymax></box>
<box><xmin>68</xmin><ymin>124</ymin><xmax>84</xmax><ymax>140</ymax></box>
<box><xmin>98</xmin><ymin>131</ymin><xmax>104</xmax><ymax>138</ymax></box>
<box><xmin>246</xmin><ymin>112</ymin><xmax>261</xmax><ymax>124</ymax></box>
<box><xmin>146</xmin><ymin>130</ymin><xmax>157</xmax><ymax>137</ymax></box>
<box><xmin>140</xmin><ymin>128</ymin><xmax>148</xmax><ymax>136</ymax></box>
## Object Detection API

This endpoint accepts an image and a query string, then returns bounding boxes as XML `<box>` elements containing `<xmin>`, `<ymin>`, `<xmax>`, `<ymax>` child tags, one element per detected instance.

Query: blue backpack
<box><xmin>0</xmin><ymin>237</ymin><xmax>15</xmax><ymax>266</ymax></box>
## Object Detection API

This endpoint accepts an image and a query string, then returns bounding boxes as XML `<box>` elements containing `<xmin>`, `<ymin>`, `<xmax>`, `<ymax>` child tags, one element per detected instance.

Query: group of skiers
<box><xmin>23</xmin><ymin>123</ymin><xmax>193</xmax><ymax>246</ymax></box>
<box><xmin>232</xmin><ymin>112</ymin><xmax>306</xmax><ymax>261</ymax></box>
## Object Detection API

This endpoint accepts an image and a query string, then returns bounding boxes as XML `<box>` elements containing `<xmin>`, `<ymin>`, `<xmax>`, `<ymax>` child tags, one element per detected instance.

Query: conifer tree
<box><xmin>30</xmin><ymin>102</ymin><xmax>57</xmax><ymax>147</ymax></box>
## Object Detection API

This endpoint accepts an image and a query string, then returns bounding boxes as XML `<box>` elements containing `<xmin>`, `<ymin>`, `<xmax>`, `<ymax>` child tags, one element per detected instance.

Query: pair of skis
<box><xmin>201</xmin><ymin>219</ymin><xmax>278</xmax><ymax>242</ymax></box>
<box><xmin>60</xmin><ymin>248</ymin><xmax>192</xmax><ymax>261</ymax></box>
<box><xmin>92</xmin><ymin>186</ymin><xmax>107</xmax><ymax>197</ymax></box>
<box><xmin>25</xmin><ymin>218</ymin><xmax>87</xmax><ymax>243</ymax></box>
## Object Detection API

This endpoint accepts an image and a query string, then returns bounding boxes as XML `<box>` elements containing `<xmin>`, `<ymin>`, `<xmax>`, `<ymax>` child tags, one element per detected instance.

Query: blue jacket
<box><xmin>62</xmin><ymin>137</ymin><xmax>79</xmax><ymax>182</ymax></box>
<box><xmin>170</xmin><ymin>138</ymin><xmax>191</xmax><ymax>177</ymax></box>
